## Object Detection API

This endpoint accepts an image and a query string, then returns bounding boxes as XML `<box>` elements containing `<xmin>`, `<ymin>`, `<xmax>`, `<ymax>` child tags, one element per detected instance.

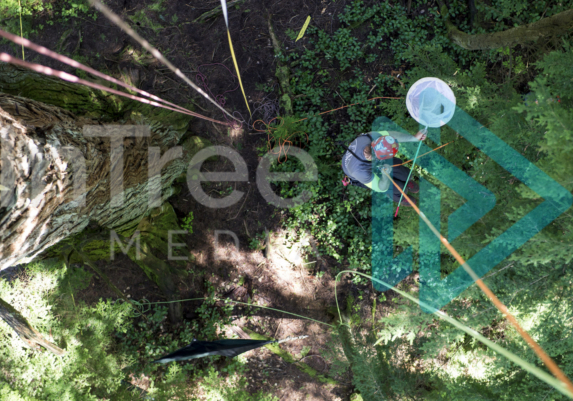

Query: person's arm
<box><xmin>387</xmin><ymin>130</ymin><xmax>427</xmax><ymax>143</ymax></box>
<box><xmin>365</xmin><ymin>168</ymin><xmax>390</xmax><ymax>192</ymax></box>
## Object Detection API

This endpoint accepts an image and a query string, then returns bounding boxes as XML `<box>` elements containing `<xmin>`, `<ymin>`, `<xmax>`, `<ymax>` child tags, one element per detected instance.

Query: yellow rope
<box><xmin>226</xmin><ymin>29</ymin><xmax>251</xmax><ymax>116</ymax></box>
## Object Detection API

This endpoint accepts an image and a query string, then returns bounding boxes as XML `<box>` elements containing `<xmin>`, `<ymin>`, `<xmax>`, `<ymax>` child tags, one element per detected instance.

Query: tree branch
<box><xmin>0</xmin><ymin>296</ymin><xmax>65</xmax><ymax>355</ymax></box>
<box><xmin>436</xmin><ymin>0</ymin><xmax>573</xmax><ymax>50</ymax></box>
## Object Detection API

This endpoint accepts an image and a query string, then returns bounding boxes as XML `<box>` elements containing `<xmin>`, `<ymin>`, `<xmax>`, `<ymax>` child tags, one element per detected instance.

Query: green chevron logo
<box><xmin>371</xmin><ymin>89</ymin><xmax>572</xmax><ymax>312</ymax></box>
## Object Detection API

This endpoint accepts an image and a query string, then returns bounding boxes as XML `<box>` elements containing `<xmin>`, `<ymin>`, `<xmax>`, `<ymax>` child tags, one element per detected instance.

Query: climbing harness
<box><xmin>338</xmin><ymin>134</ymin><xmax>373</xmax><ymax>188</ymax></box>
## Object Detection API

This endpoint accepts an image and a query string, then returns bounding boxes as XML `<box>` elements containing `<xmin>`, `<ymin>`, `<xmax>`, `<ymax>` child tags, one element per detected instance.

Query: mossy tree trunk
<box><xmin>437</xmin><ymin>2</ymin><xmax>573</xmax><ymax>50</ymax></box>
<box><xmin>0</xmin><ymin>92</ymin><xmax>200</xmax><ymax>268</ymax></box>
<box><xmin>0</xmin><ymin>67</ymin><xmax>211</xmax><ymax>347</ymax></box>
<box><xmin>268</xmin><ymin>17</ymin><xmax>294</xmax><ymax>116</ymax></box>
<box><xmin>0</xmin><ymin>64</ymin><xmax>128</xmax><ymax>120</ymax></box>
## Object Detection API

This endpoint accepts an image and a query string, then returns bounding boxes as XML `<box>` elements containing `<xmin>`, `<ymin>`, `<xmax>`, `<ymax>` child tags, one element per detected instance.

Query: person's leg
<box><xmin>352</xmin><ymin>180</ymin><xmax>370</xmax><ymax>189</ymax></box>
<box><xmin>385</xmin><ymin>158</ymin><xmax>414</xmax><ymax>204</ymax></box>
<box><xmin>391</xmin><ymin>158</ymin><xmax>411</xmax><ymax>182</ymax></box>
<box><xmin>392</xmin><ymin>157</ymin><xmax>419</xmax><ymax>193</ymax></box>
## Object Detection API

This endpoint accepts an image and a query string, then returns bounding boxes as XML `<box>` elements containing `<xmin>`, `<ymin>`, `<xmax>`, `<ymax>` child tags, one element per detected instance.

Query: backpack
<box><xmin>338</xmin><ymin>134</ymin><xmax>373</xmax><ymax>188</ymax></box>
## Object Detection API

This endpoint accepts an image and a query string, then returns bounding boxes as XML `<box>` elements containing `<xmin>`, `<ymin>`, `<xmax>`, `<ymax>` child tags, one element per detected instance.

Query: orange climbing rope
<box><xmin>294</xmin><ymin>96</ymin><xmax>404</xmax><ymax>123</ymax></box>
<box><xmin>253</xmin><ymin>96</ymin><xmax>457</xmax><ymax>165</ymax></box>
<box><xmin>392</xmin><ymin>140</ymin><xmax>456</xmax><ymax>167</ymax></box>
<box><xmin>382</xmin><ymin>170</ymin><xmax>573</xmax><ymax>397</ymax></box>
<box><xmin>253</xmin><ymin>96</ymin><xmax>404</xmax><ymax>163</ymax></box>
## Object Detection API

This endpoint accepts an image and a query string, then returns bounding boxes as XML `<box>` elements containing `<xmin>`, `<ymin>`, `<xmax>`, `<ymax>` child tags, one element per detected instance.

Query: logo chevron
<box><xmin>371</xmin><ymin>116</ymin><xmax>495</xmax><ymax>293</ymax></box>
<box><xmin>371</xmin><ymin>89</ymin><xmax>572</xmax><ymax>312</ymax></box>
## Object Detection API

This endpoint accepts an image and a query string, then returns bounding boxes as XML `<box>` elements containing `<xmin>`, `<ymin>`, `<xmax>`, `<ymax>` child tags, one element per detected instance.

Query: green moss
<box><xmin>0</xmin><ymin>64</ymin><xmax>129</xmax><ymax>120</ymax></box>
<box><xmin>243</xmin><ymin>328</ymin><xmax>338</xmax><ymax>385</ymax></box>
<box><xmin>128</xmin><ymin>102</ymin><xmax>196</xmax><ymax>137</ymax></box>
<box><xmin>275</xmin><ymin>66</ymin><xmax>293</xmax><ymax>116</ymax></box>
<box><xmin>182</xmin><ymin>136</ymin><xmax>213</xmax><ymax>159</ymax></box>
<box><xmin>280</xmin><ymin>93</ymin><xmax>293</xmax><ymax>116</ymax></box>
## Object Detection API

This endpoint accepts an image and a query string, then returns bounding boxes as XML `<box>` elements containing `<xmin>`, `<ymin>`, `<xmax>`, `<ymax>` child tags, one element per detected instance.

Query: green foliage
<box><xmin>269</xmin><ymin>115</ymin><xmax>306</xmax><ymax>146</ymax></box>
<box><xmin>0</xmin><ymin>260</ymin><xmax>272</xmax><ymax>400</ymax></box>
<box><xmin>115</xmin><ymin>304</ymin><xmax>194</xmax><ymax>373</ymax></box>
<box><xmin>181</xmin><ymin>211</ymin><xmax>194</xmax><ymax>234</ymax></box>
<box><xmin>475</xmin><ymin>0</ymin><xmax>573</xmax><ymax>30</ymax></box>
<box><xmin>124</xmin><ymin>0</ymin><xmax>169</xmax><ymax>33</ymax></box>
<box><xmin>0</xmin><ymin>0</ymin><xmax>50</xmax><ymax>37</ymax></box>
<box><xmin>194</xmin><ymin>279</ymin><xmax>234</xmax><ymax>341</ymax></box>
<box><xmin>0</xmin><ymin>0</ymin><xmax>98</xmax><ymax>37</ymax></box>
<box><xmin>117</xmin><ymin>277</ymin><xmax>234</xmax><ymax>374</ymax></box>
<box><xmin>0</xmin><ymin>0</ymin><xmax>45</xmax><ymax>19</ymax></box>
<box><xmin>249</xmin><ymin>231</ymin><xmax>266</xmax><ymax>250</ymax></box>
<box><xmin>129</xmin><ymin>9</ymin><xmax>164</xmax><ymax>34</ymax></box>
<box><xmin>336</xmin><ymin>323</ymin><xmax>430</xmax><ymax>400</ymax></box>
<box><xmin>148</xmin><ymin>0</ymin><xmax>166</xmax><ymax>13</ymax></box>
<box><xmin>0</xmin><ymin>260</ymin><xmax>135</xmax><ymax>400</ymax></box>
<box><xmin>59</xmin><ymin>0</ymin><xmax>92</xmax><ymax>20</ymax></box>
<box><xmin>276</xmin><ymin>0</ymin><xmax>573</xmax><ymax>284</ymax></box>
<box><xmin>285</xmin><ymin>28</ymin><xmax>298</xmax><ymax>41</ymax></box>
<box><xmin>2</xmin><ymin>0</ymin><xmax>573</xmax><ymax>398</ymax></box>
<box><xmin>200</xmin><ymin>365</ymin><xmax>278</xmax><ymax>401</ymax></box>
<box><xmin>363</xmin><ymin>41</ymin><xmax>573</xmax><ymax>400</ymax></box>
<box><xmin>534</xmin><ymin>40</ymin><xmax>573</xmax><ymax>104</ymax></box>
<box><xmin>279</xmin><ymin>0</ymin><xmax>573</xmax><ymax>398</ymax></box>
<box><xmin>255</xmin><ymin>82</ymin><xmax>275</xmax><ymax>93</ymax></box>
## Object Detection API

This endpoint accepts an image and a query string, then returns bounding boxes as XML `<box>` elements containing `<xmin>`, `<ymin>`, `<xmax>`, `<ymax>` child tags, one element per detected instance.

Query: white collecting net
<box><xmin>406</xmin><ymin>77</ymin><xmax>456</xmax><ymax>128</ymax></box>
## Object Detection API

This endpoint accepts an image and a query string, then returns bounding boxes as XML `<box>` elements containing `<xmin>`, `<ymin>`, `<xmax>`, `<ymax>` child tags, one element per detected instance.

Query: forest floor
<box><xmin>0</xmin><ymin>0</ymin><xmax>426</xmax><ymax>399</ymax></box>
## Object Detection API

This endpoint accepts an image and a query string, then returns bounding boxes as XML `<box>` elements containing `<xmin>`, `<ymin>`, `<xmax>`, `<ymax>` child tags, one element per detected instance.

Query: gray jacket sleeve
<box><xmin>387</xmin><ymin>131</ymin><xmax>419</xmax><ymax>143</ymax></box>
<box><xmin>377</xmin><ymin>170</ymin><xmax>390</xmax><ymax>192</ymax></box>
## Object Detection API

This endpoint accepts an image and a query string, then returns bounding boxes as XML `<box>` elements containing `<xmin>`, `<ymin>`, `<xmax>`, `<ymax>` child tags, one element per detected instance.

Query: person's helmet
<box><xmin>371</xmin><ymin>135</ymin><xmax>398</xmax><ymax>160</ymax></box>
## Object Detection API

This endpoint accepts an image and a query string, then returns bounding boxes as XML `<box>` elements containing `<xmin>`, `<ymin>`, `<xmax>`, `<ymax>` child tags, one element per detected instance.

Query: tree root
<box><xmin>436</xmin><ymin>0</ymin><xmax>573</xmax><ymax>50</ymax></box>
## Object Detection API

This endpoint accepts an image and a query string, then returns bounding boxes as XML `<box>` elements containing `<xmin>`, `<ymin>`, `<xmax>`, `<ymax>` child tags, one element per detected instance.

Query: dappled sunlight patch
<box><xmin>267</xmin><ymin>229</ymin><xmax>313</xmax><ymax>270</ymax></box>
<box><xmin>264</xmin><ymin>229</ymin><xmax>317</xmax><ymax>297</ymax></box>
<box><xmin>440</xmin><ymin>349</ymin><xmax>498</xmax><ymax>381</ymax></box>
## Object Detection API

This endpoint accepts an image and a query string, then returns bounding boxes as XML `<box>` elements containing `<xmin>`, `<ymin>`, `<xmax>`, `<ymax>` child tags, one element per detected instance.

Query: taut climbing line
<box><xmin>0</xmin><ymin>28</ymin><xmax>205</xmax><ymax>121</ymax></box>
<box><xmin>129</xmin><ymin>297</ymin><xmax>334</xmax><ymax>328</ymax></box>
<box><xmin>88</xmin><ymin>0</ymin><xmax>242</xmax><ymax>124</ymax></box>
<box><xmin>381</xmin><ymin>170</ymin><xmax>573</xmax><ymax>397</ymax></box>
<box><xmin>0</xmin><ymin>53</ymin><xmax>229</xmax><ymax>126</ymax></box>
<box><xmin>334</xmin><ymin>270</ymin><xmax>573</xmax><ymax>399</ymax></box>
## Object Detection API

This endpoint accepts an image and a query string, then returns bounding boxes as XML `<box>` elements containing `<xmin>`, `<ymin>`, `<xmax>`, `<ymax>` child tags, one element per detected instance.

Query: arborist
<box><xmin>341</xmin><ymin>129</ymin><xmax>427</xmax><ymax>207</ymax></box>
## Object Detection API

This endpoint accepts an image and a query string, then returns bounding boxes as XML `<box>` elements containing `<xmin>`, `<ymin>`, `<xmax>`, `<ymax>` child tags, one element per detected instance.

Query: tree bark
<box><xmin>0</xmin><ymin>63</ymin><xmax>214</xmax><ymax>347</ymax></box>
<box><xmin>0</xmin><ymin>92</ymin><xmax>204</xmax><ymax>268</ymax></box>
<box><xmin>0</xmin><ymin>64</ymin><xmax>127</xmax><ymax>120</ymax></box>
<box><xmin>437</xmin><ymin>2</ymin><xmax>573</xmax><ymax>50</ymax></box>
